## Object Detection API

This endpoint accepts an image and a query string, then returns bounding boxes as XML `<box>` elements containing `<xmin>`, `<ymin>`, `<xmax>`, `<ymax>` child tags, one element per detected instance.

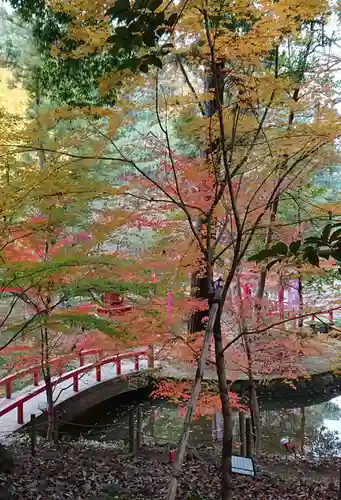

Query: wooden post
<box><xmin>33</xmin><ymin>369</ymin><xmax>39</xmax><ymax>386</ymax></box>
<box><xmin>96</xmin><ymin>364</ymin><xmax>101</xmax><ymax>382</ymax></box>
<box><xmin>17</xmin><ymin>402</ymin><xmax>24</xmax><ymax>424</ymax></box>
<box><xmin>239</xmin><ymin>412</ymin><xmax>246</xmax><ymax>457</ymax></box>
<box><xmin>79</xmin><ymin>353</ymin><xmax>84</xmax><ymax>367</ymax></box>
<box><xmin>300</xmin><ymin>406</ymin><xmax>305</xmax><ymax>453</ymax></box>
<box><xmin>246</xmin><ymin>417</ymin><xmax>253</xmax><ymax>457</ymax></box>
<box><xmin>116</xmin><ymin>357</ymin><xmax>121</xmax><ymax>375</ymax></box>
<box><xmin>129</xmin><ymin>410</ymin><xmax>135</xmax><ymax>453</ymax></box>
<box><xmin>53</xmin><ymin>407</ymin><xmax>59</xmax><ymax>445</ymax></box>
<box><xmin>211</xmin><ymin>413</ymin><xmax>216</xmax><ymax>442</ymax></box>
<box><xmin>5</xmin><ymin>380</ymin><xmax>11</xmax><ymax>399</ymax></box>
<box><xmin>30</xmin><ymin>414</ymin><xmax>36</xmax><ymax>457</ymax></box>
<box><xmin>147</xmin><ymin>345</ymin><xmax>154</xmax><ymax>369</ymax></box>
<box><xmin>134</xmin><ymin>355</ymin><xmax>139</xmax><ymax>371</ymax></box>
<box><xmin>136</xmin><ymin>406</ymin><xmax>142</xmax><ymax>451</ymax></box>
<box><xmin>278</xmin><ymin>284</ymin><xmax>284</xmax><ymax>320</ymax></box>
<box><xmin>73</xmin><ymin>373</ymin><xmax>79</xmax><ymax>392</ymax></box>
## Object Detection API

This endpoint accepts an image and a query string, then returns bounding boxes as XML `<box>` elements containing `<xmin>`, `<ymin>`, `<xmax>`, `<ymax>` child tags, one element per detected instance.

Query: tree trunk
<box><xmin>250</xmin><ymin>200</ymin><xmax>281</xmax><ymax>453</ymax></box>
<box><xmin>166</xmin><ymin>285</ymin><xmax>222</xmax><ymax>500</ymax></box>
<box><xmin>42</xmin><ymin>323</ymin><xmax>54</xmax><ymax>441</ymax></box>
<box><xmin>214</xmin><ymin>311</ymin><xmax>233</xmax><ymax>500</ymax></box>
<box><xmin>235</xmin><ymin>274</ymin><xmax>261</xmax><ymax>454</ymax></box>
<box><xmin>45</xmin><ymin>369</ymin><xmax>54</xmax><ymax>441</ymax></box>
<box><xmin>189</xmin><ymin>255</ymin><xmax>210</xmax><ymax>332</ymax></box>
<box><xmin>243</xmin><ymin>335</ymin><xmax>261</xmax><ymax>454</ymax></box>
<box><xmin>189</xmin><ymin>66</ymin><xmax>224</xmax><ymax>334</ymax></box>
<box><xmin>300</xmin><ymin>406</ymin><xmax>305</xmax><ymax>453</ymax></box>
<box><xmin>298</xmin><ymin>273</ymin><xmax>304</xmax><ymax>328</ymax></box>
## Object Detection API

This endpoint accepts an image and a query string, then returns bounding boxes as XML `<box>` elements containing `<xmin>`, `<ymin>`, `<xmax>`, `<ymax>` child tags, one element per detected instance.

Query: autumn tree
<box><xmin>0</xmin><ymin>84</ymin><xmax>183</xmax><ymax>438</ymax></box>
<box><xmin>7</xmin><ymin>0</ymin><xmax>177</xmax><ymax>106</ymax></box>
<box><xmin>11</xmin><ymin>1</ymin><xmax>341</xmax><ymax>499</ymax></box>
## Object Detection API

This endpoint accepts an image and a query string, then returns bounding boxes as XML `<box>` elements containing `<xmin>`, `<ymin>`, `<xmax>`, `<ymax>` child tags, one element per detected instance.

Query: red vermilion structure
<box><xmin>0</xmin><ymin>346</ymin><xmax>154</xmax><ymax>425</ymax></box>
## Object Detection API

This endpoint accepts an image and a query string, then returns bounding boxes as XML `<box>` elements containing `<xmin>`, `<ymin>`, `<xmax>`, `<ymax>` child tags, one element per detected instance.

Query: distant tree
<box><xmin>7</xmin><ymin>0</ymin><xmax>177</xmax><ymax>105</ymax></box>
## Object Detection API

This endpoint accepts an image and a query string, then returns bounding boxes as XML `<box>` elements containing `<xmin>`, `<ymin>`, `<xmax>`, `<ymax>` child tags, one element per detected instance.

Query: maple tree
<box><xmin>4</xmin><ymin>1</ymin><xmax>341</xmax><ymax>499</ymax></box>
<box><xmin>0</xmin><ymin>83</ymin><xmax>183</xmax><ymax>438</ymax></box>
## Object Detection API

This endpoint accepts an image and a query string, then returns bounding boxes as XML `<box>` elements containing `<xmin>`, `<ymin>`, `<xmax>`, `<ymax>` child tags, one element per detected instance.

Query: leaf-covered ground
<box><xmin>0</xmin><ymin>441</ymin><xmax>339</xmax><ymax>500</ymax></box>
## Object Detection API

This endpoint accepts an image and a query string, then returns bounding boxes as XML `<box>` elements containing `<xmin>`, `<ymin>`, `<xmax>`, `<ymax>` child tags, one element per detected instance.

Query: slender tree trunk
<box><xmin>189</xmin><ymin>250</ymin><xmax>210</xmax><ymax>332</ymax></box>
<box><xmin>189</xmin><ymin>66</ymin><xmax>224</xmax><ymax>334</ymax></box>
<box><xmin>243</xmin><ymin>336</ymin><xmax>261</xmax><ymax>453</ymax></box>
<box><xmin>166</xmin><ymin>286</ymin><xmax>222</xmax><ymax>500</ymax></box>
<box><xmin>214</xmin><ymin>312</ymin><xmax>233</xmax><ymax>500</ymax></box>
<box><xmin>249</xmin><ymin>198</ymin><xmax>281</xmax><ymax>453</ymax></box>
<box><xmin>45</xmin><ymin>369</ymin><xmax>54</xmax><ymax>441</ymax></box>
<box><xmin>298</xmin><ymin>273</ymin><xmax>304</xmax><ymax>328</ymax></box>
<box><xmin>236</xmin><ymin>274</ymin><xmax>261</xmax><ymax>454</ymax></box>
<box><xmin>42</xmin><ymin>323</ymin><xmax>54</xmax><ymax>441</ymax></box>
<box><xmin>300</xmin><ymin>406</ymin><xmax>305</xmax><ymax>453</ymax></box>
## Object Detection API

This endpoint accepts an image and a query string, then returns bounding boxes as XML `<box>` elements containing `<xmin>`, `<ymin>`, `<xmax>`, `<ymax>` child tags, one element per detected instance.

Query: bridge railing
<box><xmin>0</xmin><ymin>346</ymin><xmax>154</xmax><ymax>425</ymax></box>
<box><xmin>0</xmin><ymin>348</ymin><xmax>106</xmax><ymax>399</ymax></box>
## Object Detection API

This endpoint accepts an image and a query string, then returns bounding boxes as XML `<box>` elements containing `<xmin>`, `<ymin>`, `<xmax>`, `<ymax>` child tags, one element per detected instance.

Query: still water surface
<box><xmin>61</xmin><ymin>388</ymin><xmax>341</xmax><ymax>457</ymax></box>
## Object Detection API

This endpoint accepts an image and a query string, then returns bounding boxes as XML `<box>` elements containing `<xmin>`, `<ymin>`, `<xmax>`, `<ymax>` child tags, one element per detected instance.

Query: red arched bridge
<box><xmin>0</xmin><ymin>346</ymin><xmax>155</xmax><ymax>438</ymax></box>
<box><xmin>0</xmin><ymin>285</ymin><xmax>336</xmax><ymax>440</ymax></box>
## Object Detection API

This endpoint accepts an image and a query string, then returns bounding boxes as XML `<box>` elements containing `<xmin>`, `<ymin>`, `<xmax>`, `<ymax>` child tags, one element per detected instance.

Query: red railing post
<box><xmin>96</xmin><ymin>364</ymin><xmax>101</xmax><ymax>382</ymax></box>
<box><xmin>79</xmin><ymin>353</ymin><xmax>84</xmax><ymax>367</ymax></box>
<box><xmin>147</xmin><ymin>345</ymin><xmax>154</xmax><ymax>369</ymax></box>
<box><xmin>17</xmin><ymin>402</ymin><xmax>23</xmax><ymax>424</ymax></box>
<box><xmin>33</xmin><ymin>369</ymin><xmax>39</xmax><ymax>386</ymax></box>
<box><xmin>329</xmin><ymin>310</ymin><xmax>334</xmax><ymax>323</ymax></box>
<box><xmin>116</xmin><ymin>357</ymin><xmax>121</xmax><ymax>375</ymax></box>
<box><xmin>73</xmin><ymin>373</ymin><xmax>79</xmax><ymax>392</ymax></box>
<box><xmin>135</xmin><ymin>355</ymin><xmax>139</xmax><ymax>371</ymax></box>
<box><xmin>5</xmin><ymin>380</ymin><xmax>11</xmax><ymax>399</ymax></box>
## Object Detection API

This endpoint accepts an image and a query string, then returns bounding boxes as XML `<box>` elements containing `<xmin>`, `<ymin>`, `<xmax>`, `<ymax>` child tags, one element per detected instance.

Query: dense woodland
<box><xmin>1</xmin><ymin>0</ymin><xmax>341</xmax><ymax>499</ymax></box>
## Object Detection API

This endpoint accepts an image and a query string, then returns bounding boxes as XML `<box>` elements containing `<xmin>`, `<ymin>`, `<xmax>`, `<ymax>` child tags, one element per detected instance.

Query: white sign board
<box><xmin>231</xmin><ymin>455</ymin><xmax>255</xmax><ymax>477</ymax></box>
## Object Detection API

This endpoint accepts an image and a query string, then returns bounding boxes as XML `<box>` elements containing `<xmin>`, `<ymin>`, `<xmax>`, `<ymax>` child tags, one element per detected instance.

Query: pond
<box><xmin>60</xmin><ymin>386</ymin><xmax>341</xmax><ymax>457</ymax></box>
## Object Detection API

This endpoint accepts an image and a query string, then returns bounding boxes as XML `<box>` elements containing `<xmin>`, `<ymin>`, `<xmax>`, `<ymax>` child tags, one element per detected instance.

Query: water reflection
<box><xmin>61</xmin><ymin>390</ymin><xmax>341</xmax><ymax>457</ymax></box>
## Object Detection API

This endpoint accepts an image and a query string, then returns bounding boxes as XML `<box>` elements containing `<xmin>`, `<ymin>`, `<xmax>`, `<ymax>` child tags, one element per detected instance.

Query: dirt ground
<box><xmin>0</xmin><ymin>441</ymin><xmax>339</xmax><ymax>500</ymax></box>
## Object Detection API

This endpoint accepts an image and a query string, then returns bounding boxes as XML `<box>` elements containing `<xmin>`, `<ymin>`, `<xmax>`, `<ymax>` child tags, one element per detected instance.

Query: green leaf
<box><xmin>140</xmin><ymin>62</ymin><xmax>149</xmax><ymax>73</ymax></box>
<box><xmin>289</xmin><ymin>240</ymin><xmax>301</xmax><ymax>254</ymax></box>
<box><xmin>332</xmin><ymin>249</ymin><xmax>341</xmax><ymax>262</ymax></box>
<box><xmin>106</xmin><ymin>0</ymin><xmax>131</xmax><ymax>19</ymax></box>
<box><xmin>330</xmin><ymin>228</ymin><xmax>341</xmax><ymax>242</ymax></box>
<box><xmin>317</xmin><ymin>246</ymin><xmax>330</xmax><ymax>258</ymax></box>
<box><xmin>50</xmin><ymin>313</ymin><xmax>128</xmax><ymax>337</ymax></box>
<box><xmin>166</xmin><ymin>13</ymin><xmax>178</xmax><ymax>26</ymax></box>
<box><xmin>248</xmin><ymin>248</ymin><xmax>272</xmax><ymax>262</ymax></box>
<box><xmin>149</xmin><ymin>0</ymin><xmax>164</xmax><ymax>10</ymax></box>
<box><xmin>145</xmin><ymin>54</ymin><xmax>163</xmax><ymax>69</ymax></box>
<box><xmin>304</xmin><ymin>246</ymin><xmax>320</xmax><ymax>267</ymax></box>
<box><xmin>303</xmin><ymin>236</ymin><xmax>322</xmax><ymax>245</ymax></box>
<box><xmin>142</xmin><ymin>30</ymin><xmax>157</xmax><ymax>47</ymax></box>
<box><xmin>270</xmin><ymin>241</ymin><xmax>288</xmax><ymax>256</ymax></box>
<box><xmin>115</xmin><ymin>26</ymin><xmax>131</xmax><ymax>39</ymax></box>
<box><xmin>322</xmin><ymin>223</ymin><xmax>332</xmax><ymax>244</ymax></box>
